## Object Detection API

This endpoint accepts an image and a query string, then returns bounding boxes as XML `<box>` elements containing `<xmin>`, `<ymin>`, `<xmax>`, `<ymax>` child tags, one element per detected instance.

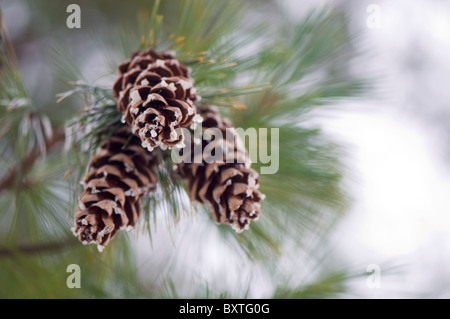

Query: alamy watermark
<box><xmin>66</xmin><ymin>264</ymin><xmax>81</xmax><ymax>288</ymax></box>
<box><xmin>366</xmin><ymin>264</ymin><xmax>381</xmax><ymax>288</ymax></box>
<box><xmin>66</xmin><ymin>4</ymin><xmax>81</xmax><ymax>29</ymax></box>
<box><xmin>367</xmin><ymin>4</ymin><xmax>382</xmax><ymax>29</ymax></box>
<box><xmin>170</xmin><ymin>124</ymin><xmax>279</xmax><ymax>175</ymax></box>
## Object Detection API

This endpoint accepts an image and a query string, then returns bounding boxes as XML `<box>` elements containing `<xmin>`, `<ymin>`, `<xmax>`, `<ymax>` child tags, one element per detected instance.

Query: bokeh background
<box><xmin>1</xmin><ymin>0</ymin><xmax>449</xmax><ymax>298</ymax></box>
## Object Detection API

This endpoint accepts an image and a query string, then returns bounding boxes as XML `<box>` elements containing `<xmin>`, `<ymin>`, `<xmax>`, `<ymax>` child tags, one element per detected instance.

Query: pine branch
<box><xmin>0</xmin><ymin>0</ymin><xmax>377</xmax><ymax>298</ymax></box>
<box><xmin>0</xmin><ymin>128</ymin><xmax>65</xmax><ymax>193</ymax></box>
<box><xmin>0</xmin><ymin>237</ymin><xmax>75</xmax><ymax>258</ymax></box>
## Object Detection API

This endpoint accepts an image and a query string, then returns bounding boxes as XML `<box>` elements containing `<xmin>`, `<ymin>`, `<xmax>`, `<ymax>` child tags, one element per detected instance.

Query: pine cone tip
<box><xmin>113</xmin><ymin>49</ymin><xmax>199</xmax><ymax>151</ymax></box>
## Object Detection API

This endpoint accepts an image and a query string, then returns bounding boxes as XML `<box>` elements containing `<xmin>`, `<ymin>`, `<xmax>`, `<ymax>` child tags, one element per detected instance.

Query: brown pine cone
<box><xmin>113</xmin><ymin>49</ymin><xmax>200</xmax><ymax>151</ymax></box>
<box><xmin>176</xmin><ymin>106</ymin><xmax>264</xmax><ymax>232</ymax></box>
<box><xmin>72</xmin><ymin>126</ymin><xmax>159</xmax><ymax>251</ymax></box>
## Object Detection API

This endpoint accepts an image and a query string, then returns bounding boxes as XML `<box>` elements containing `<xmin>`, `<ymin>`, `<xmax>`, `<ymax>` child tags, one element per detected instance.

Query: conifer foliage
<box><xmin>0</xmin><ymin>0</ymin><xmax>369</xmax><ymax>298</ymax></box>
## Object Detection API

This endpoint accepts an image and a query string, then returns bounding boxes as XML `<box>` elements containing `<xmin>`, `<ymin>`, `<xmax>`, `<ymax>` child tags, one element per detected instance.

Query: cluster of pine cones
<box><xmin>72</xmin><ymin>49</ymin><xmax>264</xmax><ymax>251</ymax></box>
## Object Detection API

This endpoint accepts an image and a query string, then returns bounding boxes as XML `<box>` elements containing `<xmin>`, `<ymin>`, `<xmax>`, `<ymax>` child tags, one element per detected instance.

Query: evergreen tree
<box><xmin>0</xmin><ymin>0</ymin><xmax>369</xmax><ymax>298</ymax></box>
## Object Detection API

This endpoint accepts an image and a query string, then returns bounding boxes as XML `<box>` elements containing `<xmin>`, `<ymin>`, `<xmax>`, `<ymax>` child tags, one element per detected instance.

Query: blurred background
<box><xmin>1</xmin><ymin>0</ymin><xmax>449</xmax><ymax>298</ymax></box>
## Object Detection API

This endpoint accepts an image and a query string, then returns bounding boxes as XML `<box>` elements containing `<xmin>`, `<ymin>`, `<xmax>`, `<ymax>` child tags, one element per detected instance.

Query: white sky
<box><xmin>305</xmin><ymin>0</ymin><xmax>450</xmax><ymax>297</ymax></box>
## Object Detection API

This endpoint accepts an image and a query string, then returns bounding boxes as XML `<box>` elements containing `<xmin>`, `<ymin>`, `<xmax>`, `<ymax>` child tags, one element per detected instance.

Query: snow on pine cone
<box><xmin>175</xmin><ymin>106</ymin><xmax>265</xmax><ymax>232</ymax></box>
<box><xmin>113</xmin><ymin>49</ymin><xmax>200</xmax><ymax>152</ymax></box>
<box><xmin>72</xmin><ymin>126</ymin><xmax>159</xmax><ymax>251</ymax></box>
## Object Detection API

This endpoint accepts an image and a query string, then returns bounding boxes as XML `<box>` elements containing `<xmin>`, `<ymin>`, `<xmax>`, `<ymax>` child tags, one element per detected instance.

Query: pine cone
<box><xmin>176</xmin><ymin>106</ymin><xmax>264</xmax><ymax>232</ymax></box>
<box><xmin>72</xmin><ymin>126</ymin><xmax>159</xmax><ymax>251</ymax></box>
<box><xmin>113</xmin><ymin>49</ymin><xmax>200</xmax><ymax>151</ymax></box>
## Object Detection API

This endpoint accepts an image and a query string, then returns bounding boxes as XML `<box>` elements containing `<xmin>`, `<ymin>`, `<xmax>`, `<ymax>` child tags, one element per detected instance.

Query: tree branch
<box><xmin>0</xmin><ymin>238</ymin><xmax>76</xmax><ymax>258</ymax></box>
<box><xmin>0</xmin><ymin>128</ymin><xmax>65</xmax><ymax>193</ymax></box>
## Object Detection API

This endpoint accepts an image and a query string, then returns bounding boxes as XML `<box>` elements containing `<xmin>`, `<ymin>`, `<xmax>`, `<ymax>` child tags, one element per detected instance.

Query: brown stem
<box><xmin>0</xmin><ymin>128</ymin><xmax>65</xmax><ymax>193</ymax></box>
<box><xmin>0</xmin><ymin>238</ymin><xmax>76</xmax><ymax>257</ymax></box>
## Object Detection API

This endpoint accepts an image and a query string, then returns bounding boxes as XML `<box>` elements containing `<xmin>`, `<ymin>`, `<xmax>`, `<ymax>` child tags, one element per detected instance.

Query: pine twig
<box><xmin>0</xmin><ymin>237</ymin><xmax>76</xmax><ymax>258</ymax></box>
<box><xmin>0</xmin><ymin>128</ymin><xmax>65</xmax><ymax>193</ymax></box>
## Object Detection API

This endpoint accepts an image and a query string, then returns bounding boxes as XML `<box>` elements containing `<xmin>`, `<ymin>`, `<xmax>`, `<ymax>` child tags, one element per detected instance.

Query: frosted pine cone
<box><xmin>113</xmin><ymin>49</ymin><xmax>199</xmax><ymax>151</ymax></box>
<box><xmin>176</xmin><ymin>106</ymin><xmax>264</xmax><ymax>232</ymax></box>
<box><xmin>73</xmin><ymin>126</ymin><xmax>159</xmax><ymax>251</ymax></box>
